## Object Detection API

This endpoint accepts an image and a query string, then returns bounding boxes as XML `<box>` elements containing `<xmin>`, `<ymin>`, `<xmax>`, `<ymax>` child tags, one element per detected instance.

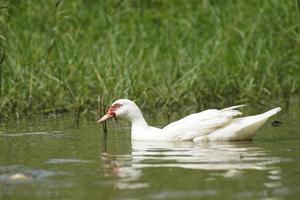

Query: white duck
<box><xmin>98</xmin><ymin>99</ymin><xmax>281</xmax><ymax>142</ymax></box>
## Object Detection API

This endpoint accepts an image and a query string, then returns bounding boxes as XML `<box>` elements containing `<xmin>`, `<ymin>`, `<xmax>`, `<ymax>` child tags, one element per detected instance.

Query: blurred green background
<box><xmin>0</xmin><ymin>0</ymin><xmax>300</xmax><ymax>119</ymax></box>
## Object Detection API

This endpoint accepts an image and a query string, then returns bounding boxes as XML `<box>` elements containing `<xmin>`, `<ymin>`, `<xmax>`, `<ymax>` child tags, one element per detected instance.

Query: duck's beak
<box><xmin>98</xmin><ymin>113</ymin><xmax>114</xmax><ymax>123</ymax></box>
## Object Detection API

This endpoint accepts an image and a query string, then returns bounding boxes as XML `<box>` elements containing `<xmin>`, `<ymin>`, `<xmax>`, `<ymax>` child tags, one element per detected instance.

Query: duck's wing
<box><xmin>162</xmin><ymin>105</ymin><xmax>245</xmax><ymax>141</ymax></box>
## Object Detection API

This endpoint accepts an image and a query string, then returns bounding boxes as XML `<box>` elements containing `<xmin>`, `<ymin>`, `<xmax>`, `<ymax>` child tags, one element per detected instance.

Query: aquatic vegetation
<box><xmin>1</xmin><ymin>1</ymin><xmax>300</xmax><ymax>119</ymax></box>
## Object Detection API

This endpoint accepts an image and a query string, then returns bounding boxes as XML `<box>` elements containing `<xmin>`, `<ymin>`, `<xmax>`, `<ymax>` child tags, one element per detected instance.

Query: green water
<box><xmin>0</xmin><ymin>108</ymin><xmax>300</xmax><ymax>200</ymax></box>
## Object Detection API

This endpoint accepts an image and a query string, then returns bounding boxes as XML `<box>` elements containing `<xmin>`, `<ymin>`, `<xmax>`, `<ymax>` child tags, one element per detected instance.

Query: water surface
<box><xmin>0</xmin><ymin>108</ymin><xmax>300</xmax><ymax>200</ymax></box>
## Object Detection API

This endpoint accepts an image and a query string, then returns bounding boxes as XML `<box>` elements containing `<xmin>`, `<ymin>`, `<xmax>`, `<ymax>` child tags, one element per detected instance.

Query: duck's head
<box><xmin>98</xmin><ymin>99</ymin><xmax>141</xmax><ymax>123</ymax></box>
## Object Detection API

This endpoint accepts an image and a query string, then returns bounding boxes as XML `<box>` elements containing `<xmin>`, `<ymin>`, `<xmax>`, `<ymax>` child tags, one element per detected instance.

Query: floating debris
<box><xmin>10</xmin><ymin>173</ymin><xmax>33</xmax><ymax>181</ymax></box>
<box><xmin>271</xmin><ymin>120</ymin><xmax>282</xmax><ymax>127</ymax></box>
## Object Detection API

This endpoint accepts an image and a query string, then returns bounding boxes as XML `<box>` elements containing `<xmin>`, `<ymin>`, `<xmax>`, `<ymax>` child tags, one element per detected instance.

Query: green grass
<box><xmin>1</xmin><ymin>0</ymin><xmax>300</xmax><ymax>119</ymax></box>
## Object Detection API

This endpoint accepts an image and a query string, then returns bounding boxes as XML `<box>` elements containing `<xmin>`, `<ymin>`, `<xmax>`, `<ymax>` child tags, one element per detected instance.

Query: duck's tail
<box><xmin>260</xmin><ymin>107</ymin><xmax>281</xmax><ymax>118</ymax></box>
<box><xmin>193</xmin><ymin>107</ymin><xmax>282</xmax><ymax>142</ymax></box>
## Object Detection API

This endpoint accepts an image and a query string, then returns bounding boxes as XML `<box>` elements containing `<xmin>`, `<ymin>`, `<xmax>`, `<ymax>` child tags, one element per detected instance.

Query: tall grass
<box><xmin>0</xmin><ymin>0</ymin><xmax>8</xmax><ymax>119</ymax></box>
<box><xmin>1</xmin><ymin>0</ymin><xmax>300</xmax><ymax>119</ymax></box>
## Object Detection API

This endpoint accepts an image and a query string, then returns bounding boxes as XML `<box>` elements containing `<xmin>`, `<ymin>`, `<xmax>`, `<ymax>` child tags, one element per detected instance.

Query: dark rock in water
<box><xmin>271</xmin><ymin>120</ymin><xmax>282</xmax><ymax>127</ymax></box>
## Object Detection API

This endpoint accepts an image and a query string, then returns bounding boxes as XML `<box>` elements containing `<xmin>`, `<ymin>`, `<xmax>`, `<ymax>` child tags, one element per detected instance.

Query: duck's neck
<box><xmin>131</xmin><ymin>117</ymin><xmax>148</xmax><ymax>141</ymax></box>
<box><xmin>128</xmin><ymin>108</ymin><xmax>149</xmax><ymax>130</ymax></box>
<box><xmin>131</xmin><ymin>113</ymin><xmax>148</xmax><ymax>127</ymax></box>
<box><xmin>132</xmin><ymin>117</ymin><xmax>148</xmax><ymax>128</ymax></box>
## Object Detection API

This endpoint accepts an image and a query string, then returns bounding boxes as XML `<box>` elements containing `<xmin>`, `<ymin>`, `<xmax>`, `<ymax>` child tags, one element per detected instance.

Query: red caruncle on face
<box><xmin>107</xmin><ymin>103</ymin><xmax>123</xmax><ymax>118</ymax></box>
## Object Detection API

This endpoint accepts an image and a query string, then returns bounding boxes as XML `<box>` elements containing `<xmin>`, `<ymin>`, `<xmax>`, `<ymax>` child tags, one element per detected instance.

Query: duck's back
<box><xmin>162</xmin><ymin>106</ymin><xmax>244</xmax><ymax>141</ymax></box>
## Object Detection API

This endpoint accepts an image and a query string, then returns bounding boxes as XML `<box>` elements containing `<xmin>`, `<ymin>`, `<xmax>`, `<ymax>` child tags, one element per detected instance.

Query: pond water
<box><xmin>0</xmin><ymin>106</ymin><xmax>300</xmax><ymax>200</ymax></box>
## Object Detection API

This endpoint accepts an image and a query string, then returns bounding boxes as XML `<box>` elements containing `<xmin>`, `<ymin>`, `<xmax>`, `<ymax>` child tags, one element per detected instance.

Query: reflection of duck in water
<box><xmin>101</xmin><ymin>152</ymin><xmax>120</xmax><ymax>177</ymax></box>
<box><xmin>100</xmin><ymin>149</ymin><xmax>148</xmax><ymax>190</ymax></box>
<box><xmin>129</xmin><ymin>141</ymin><xmax>281</xmax><ymax>171</ymax></box>
<box><xmin>98</xmin><ymin>99</ymin><xmax>281</xmax><ymax>142</ymax></box>
<box><xmin>100</xmin><ymin>140</ymin><xmax>281</xmax><ymax>190</ymax></box>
